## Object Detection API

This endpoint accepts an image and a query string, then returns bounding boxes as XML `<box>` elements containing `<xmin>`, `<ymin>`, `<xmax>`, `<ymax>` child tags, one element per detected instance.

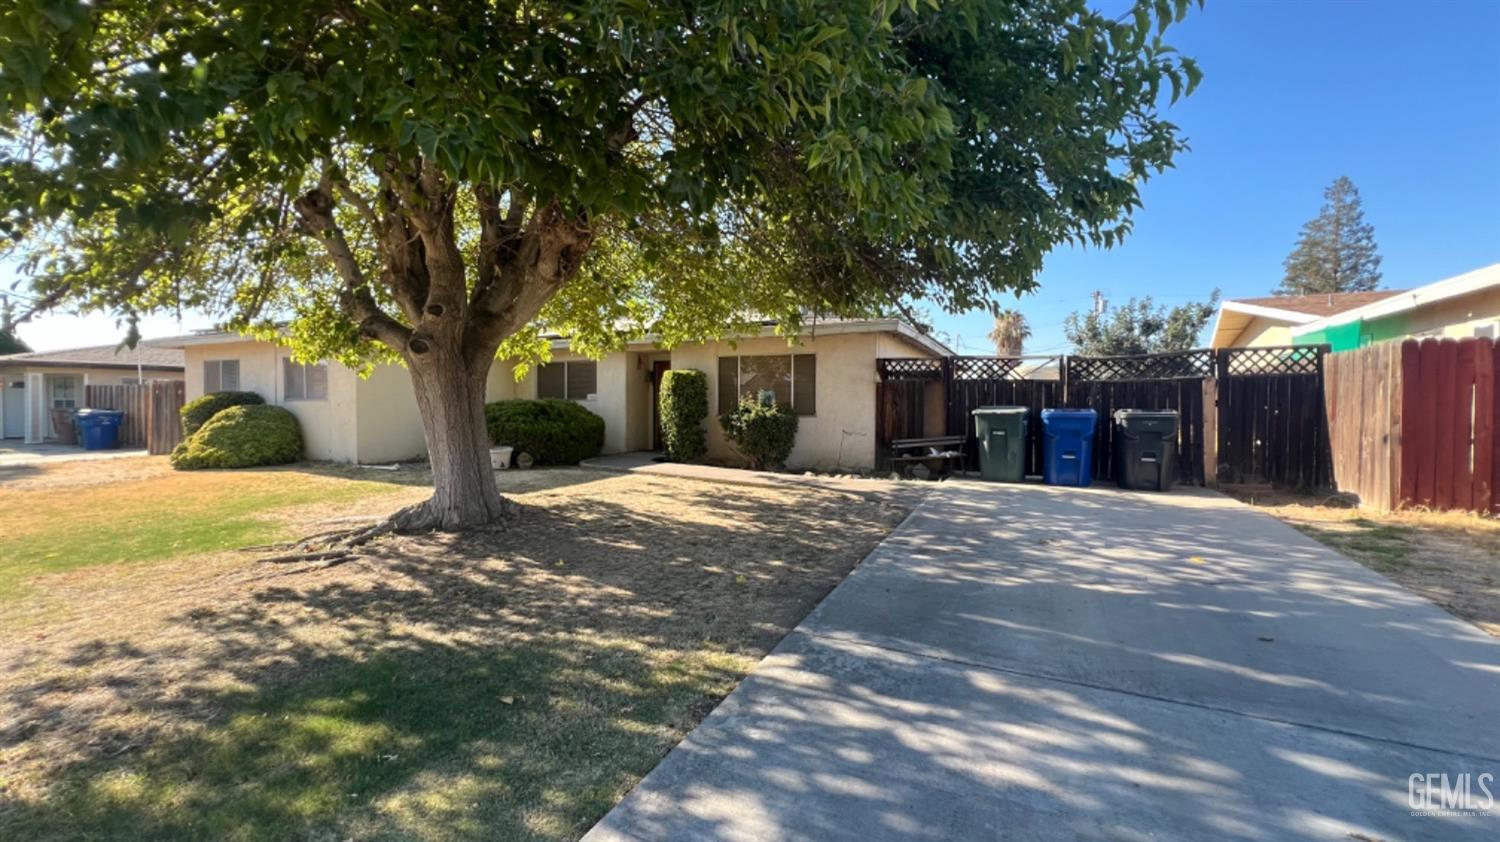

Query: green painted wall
<box><xmin>1295</xmin><ymin>320</ymin><xmax>1364</xmax><ymax>351</ymax></box>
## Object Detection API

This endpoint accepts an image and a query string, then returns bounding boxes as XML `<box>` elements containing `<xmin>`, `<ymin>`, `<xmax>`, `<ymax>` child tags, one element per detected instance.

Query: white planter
<box><xmin>489</xmin><ymin>446</ymin><xmax>514</xmax><ymax>470</ymax></box>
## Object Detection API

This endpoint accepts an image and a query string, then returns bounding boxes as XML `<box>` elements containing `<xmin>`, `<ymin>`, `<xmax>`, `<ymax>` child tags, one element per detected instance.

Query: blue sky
<box><xmin>936</xmin><ymin>0</ymin><xmax>1500</xmax><ymax>356</ymax></box>
<box><xmin>8</xmin><ymin>0</ymin><xmax>1500</xmax><ymax>353</ymax></box>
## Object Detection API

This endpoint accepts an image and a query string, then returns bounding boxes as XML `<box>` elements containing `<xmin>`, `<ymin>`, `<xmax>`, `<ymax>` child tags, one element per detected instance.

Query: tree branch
<box><xmin>293</xmin><ymin>184</ymin><xmax>412</xmax><ymax>350</ymax></box>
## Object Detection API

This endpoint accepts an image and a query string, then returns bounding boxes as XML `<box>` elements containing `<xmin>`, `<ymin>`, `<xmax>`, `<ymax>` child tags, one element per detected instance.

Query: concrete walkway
<box><xmin>585</xmin><ymin>481</ymin><xmax>1500</xmax><ymax>841</ymax></box>
<box><xmin>0</xmin><ymin>441</ymin><xmax>149</xmax><ymax>467</ymax></box>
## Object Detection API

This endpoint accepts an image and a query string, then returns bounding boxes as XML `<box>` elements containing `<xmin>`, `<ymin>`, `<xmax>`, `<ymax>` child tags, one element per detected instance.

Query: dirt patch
<box><xmin>0</xmin><ymin>468</ymin><xmax>919</xmax><ymax>840</ymax></box>
<box><xmin>1228</xmin><ymin>488</ymin><xmax>1500</xmax><ymax>637</ymax></box>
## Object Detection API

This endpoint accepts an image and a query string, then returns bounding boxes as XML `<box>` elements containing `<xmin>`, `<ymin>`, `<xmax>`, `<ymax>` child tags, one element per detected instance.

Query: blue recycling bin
<box><xmin>74</xmin><ymin>408</ymin><xmax>125</xmax><ymax>450</ymax></box>
<box><xmin>1041</xmin><ymin>409</ymin><xmax>1097</xmax><ymax>487</ymax></box>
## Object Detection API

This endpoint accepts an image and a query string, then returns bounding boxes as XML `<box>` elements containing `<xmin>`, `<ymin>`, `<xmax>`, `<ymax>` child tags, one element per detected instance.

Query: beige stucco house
<box><xmin>161</xmin><ymin>319</ymin><xmax>951</xmax><ymax>470</ymax></box>
<box><xmin>1208</xmin><ymin>290</ymin><xmax>1405</xmax><ymax>348</ymax></box>
<box><xmin>0</xmin><ymin>342</ymin><xmax>185</xmax><ymax>442</ymax></box>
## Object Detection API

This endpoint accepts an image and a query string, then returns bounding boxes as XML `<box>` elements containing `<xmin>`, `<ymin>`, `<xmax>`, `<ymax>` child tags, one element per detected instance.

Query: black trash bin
<box><xmin>1113</xmin><ymin>409</ymin><xmax>1178</xmax><ymax>491</ymax></box>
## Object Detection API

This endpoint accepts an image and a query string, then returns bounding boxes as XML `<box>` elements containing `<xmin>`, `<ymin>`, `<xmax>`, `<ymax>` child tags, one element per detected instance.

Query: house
<box><xmin>1291</xmin><ymin>263</ymin><xmax>1500</xmax><ymax>351</ymax></box>
<box><xmin>1209</xmin><ymin>290</ymin><xmax>1406</xmax><ymax>349</ymax></box>
<box><xmin>159</xmin><ymin>319</ymin><xmax>952</xmax><ymax>470</ymax></box>
<box><xmin>0</xmin><ymin>342</ymin><xmax>185</xmax><ymax>443</ymax></box>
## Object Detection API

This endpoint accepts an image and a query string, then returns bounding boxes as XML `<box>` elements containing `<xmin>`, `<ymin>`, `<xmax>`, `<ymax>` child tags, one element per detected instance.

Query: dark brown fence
<box><xmin>1326</xmin><ymin>337</ymin><xmax>1498</xmax><ymax>514</ymax></box>
<box><xmin>877</xmin><ymin>346</ymin><xmax>1334</xmax><ymax>490</ymax></box>
<box><xmin>1212</xmin><ymin>345</ymin><xmax>1331</xmax><ymax>491</ymax></box>
<box><xmin>83</xmin><ymin>379</ymin><xmax>185</xmax><ymax>455</ymax></box>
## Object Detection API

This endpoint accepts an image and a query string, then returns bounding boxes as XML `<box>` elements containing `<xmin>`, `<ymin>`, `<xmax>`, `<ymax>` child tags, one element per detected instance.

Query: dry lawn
<box><xmin>0</xmin><ymin>458</ymin><xmax>918</xmax><ymax>841</ymax></box>
<box><xmin>1229</xmin><ymin>488</ymin><xmax>1500</xmax><ymax>637</ymax></box>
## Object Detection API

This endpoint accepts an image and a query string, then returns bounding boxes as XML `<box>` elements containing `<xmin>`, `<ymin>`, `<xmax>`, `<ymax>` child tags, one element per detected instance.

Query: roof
<box><xmin>0</xmin><ymin>341</ymin><xmax>185</xmax><ymax>371</ymax></box>
<box><xmin>162</xmin><ymin>318</ymin><xmax>958</xmax><ymax>359</ymax></box>
<box><xmin>1290</xmin><ymin>262</ymin><xmax>1500</xmax><ymax>337</ymax></box>
<box><xmin>1211</xmin><ymin>290</ymin><xmax>1409</xmax><ymax>348</ymax></box>
<box><xmin>1227</xmin><ymin>290</ymin><xmax>1406</xmax><ymax>319</ymax></box>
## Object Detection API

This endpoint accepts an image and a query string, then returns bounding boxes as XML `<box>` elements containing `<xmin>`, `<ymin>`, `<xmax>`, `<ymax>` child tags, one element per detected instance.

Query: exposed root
<box><xmin>247</xmin><ymin>496</ymin><xmax>521</xmax><ymax>572</ymax></box>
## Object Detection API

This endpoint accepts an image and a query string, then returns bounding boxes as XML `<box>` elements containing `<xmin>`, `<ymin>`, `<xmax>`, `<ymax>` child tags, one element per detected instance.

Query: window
<box><xmin>717</xmin><ymin>354</ymin><xmax>816</xmax><ymax>416</ymax></box>
<box><xmin>203</xmin><ymin>359</ymin><xmax>240</xmax><ymax>392</ymax></box>
<box><xmin>50</xmin><ymin>376</ymin><xmax>78</xmax><ymax>409</ymax></box>
<box><xmin>283</xmin><ymin>358</ymin><xmax>329</xmax><ymax>401</ymax></box>
<box><xmin>536</xmin><ymin>361</ymin><xmax>597</xmax><ymax>401</ymax></box>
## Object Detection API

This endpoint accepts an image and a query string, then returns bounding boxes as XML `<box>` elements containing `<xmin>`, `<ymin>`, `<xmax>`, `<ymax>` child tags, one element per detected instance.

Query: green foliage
<box><xmin>0</xmin><ymin>0</ymin><xmax>1202</xmax><ymax>357</ymax></box>
<box><xmin>657</xmin><ymin>369</ymin><xmax>708</xmax><ymax>461</ymax></box>
<box><xmin>1278</xmin><ymin>177</ymin><xmax>1383</xmax><ymax>295</ymax></box>
<box><xmin>170</xmin><ymin>405</ymin><xmax>303</xmax><ymax>470</ymax></box>
<box><xmin>720</xmin><ymin>395</ymin><xmax>799</xmax><ymax>471</ymax></box>
<box><xmin>0</xmin><ymin>330</ymin><xmax>27</xmax><ymax>354</ymax></box>
<box><xmin>987</xmin><ymin>309</ymin><xmax>1030</xmax><ymax>356</ymax></box>
<box><xmin>484</xmin><ymin>399</ymin><xmax>605</xmax><ymax>465</ymax></box>
<box><xmin>1064</xmin><ymin>291</ymin><xmax>1220</xmax><ymax>356</ymax></box>
<box><xmin>180</xmin><ymin>390</ymin><xmax>265</xmax><ymax>437</ymax></box>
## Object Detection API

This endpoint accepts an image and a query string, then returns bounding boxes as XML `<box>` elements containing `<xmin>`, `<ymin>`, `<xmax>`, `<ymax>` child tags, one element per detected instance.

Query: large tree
<box><xmin>1277</xmin><ymin>176</ymin><xmax>1383</xmax><ymax>295</ymax></box>
<box><xmin>987</xmin><ymin>309</ymin><xmax>1030</xmax><ymax>356</ymax></box>
<box><xmin>1064</xmin><ymin>291</ymin><xmax>1219</xmax><ymax>356</ymax></box>
<box><xmin>1</xmin><ymin>0</ymin><xmax>1200</xmax><ymax>530</ymax></box>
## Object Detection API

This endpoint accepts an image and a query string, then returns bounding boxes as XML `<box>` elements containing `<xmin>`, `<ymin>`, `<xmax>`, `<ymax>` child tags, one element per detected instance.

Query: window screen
<box><xmin>718</xmin><ymin>355</ymin><xmax>816</xmax><ymax>416</ymax></box>
<box><xmin>537</xmin><ymin>361</ymin><xmax>596</xmax><ymax>401</ymax></box>
<box><xmin>283</xmin><ymin>358</ymin><xmax>328</xmax><ymax>400</ymax></box>
<box><xmin>203</xmin><ymin>359</ymin><xmax>240</xmax><ymax>392</ymax></box>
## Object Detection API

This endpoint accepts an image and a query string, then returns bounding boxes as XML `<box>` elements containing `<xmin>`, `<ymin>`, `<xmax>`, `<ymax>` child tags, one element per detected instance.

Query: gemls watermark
<box><xmin>1408</xmin><ymin>772</ymin><xmax>1495</xmax><ymax>817</ymax></box>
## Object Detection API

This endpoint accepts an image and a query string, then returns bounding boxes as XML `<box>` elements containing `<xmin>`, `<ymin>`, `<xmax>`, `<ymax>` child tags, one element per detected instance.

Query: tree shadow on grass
<box><xmin>0</xmin><ymin>477</ymin><xmax>913</xmax><ymax>841</ymax></box>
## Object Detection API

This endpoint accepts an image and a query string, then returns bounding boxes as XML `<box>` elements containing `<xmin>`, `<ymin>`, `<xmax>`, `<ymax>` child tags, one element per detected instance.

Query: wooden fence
<box><xmin>876</xmin><ymin>346</ymin><xmax>1326</xmax><ymax>488</ymax></box>
<box><xmin>1326</xmin><ymin>337</ymin><xmax>1498</xmax><ymax>514</ymax></box>
<box><xmin>84</xmin><ymin>380</ymin><xmax>185</xmax><ymax>455</ymax></box>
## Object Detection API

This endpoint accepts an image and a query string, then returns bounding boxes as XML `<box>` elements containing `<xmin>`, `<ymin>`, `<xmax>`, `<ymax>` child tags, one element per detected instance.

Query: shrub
<box><xmin>181</xmin><ymin>390</ymin><xmax>265</xmax><ymax>436</ymax></box>
<box><xmin>658</xmin><ymin>369</ymin><xmax>707</xmax><ymax>461</ymax></box>
<box><xmin>720</xmin><ymin>394</ymin><xmax>799</xmax><ymax>470</ymax></box>
<box><xmin>170</xmin><ymin>405</ymin><xmax>303</xmax><ymax>470</ymax></box>
<box><xmin>484</xmin><ymin>399</ymin><xmax>605</xmax><ymax>465</ymax></box>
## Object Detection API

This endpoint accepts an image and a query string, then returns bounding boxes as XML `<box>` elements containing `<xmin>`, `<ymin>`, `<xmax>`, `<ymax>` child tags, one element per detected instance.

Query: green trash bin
<box><xmin>972</xmin><ymin>406</ymin><xmax>1029</xmax><ymax>482</ymax></box>
<box><xmin>1113</xmin><ymin>409</ymin><xmax>1179</xmax><ymax>491</ymax></box>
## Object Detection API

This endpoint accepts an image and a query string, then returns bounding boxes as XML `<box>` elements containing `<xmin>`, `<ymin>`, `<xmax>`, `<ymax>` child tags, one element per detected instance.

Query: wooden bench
<box><xmin>889</xmin><ymin>435</ymin><xmax>968</xmax><ymax>478</ymax></box>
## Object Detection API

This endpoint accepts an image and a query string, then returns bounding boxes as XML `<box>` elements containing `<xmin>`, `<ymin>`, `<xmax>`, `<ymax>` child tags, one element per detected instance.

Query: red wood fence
<box><xmin>84</xmin><ymin>379</ymin><xmax>186</xmax><ymax>455</ymax></box>
<box><xmin>1325</xmin><ymin>337</ymin><xmax>1498</xmax><ymax>514</ymax></box>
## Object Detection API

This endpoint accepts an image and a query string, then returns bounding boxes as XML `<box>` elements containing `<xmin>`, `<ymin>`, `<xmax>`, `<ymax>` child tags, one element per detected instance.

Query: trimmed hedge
<box><xmin>720</xmin><ymin>394</ymin><xmax>799</xmax><ymax>470</ymax></box>
<box><xmin>170</xmin><ymin>404</ymin><xmax>304</xmax><ymax>470</ymax></box>
<box><xmin>658</xmin><ymin>369</ymin><xmax>707</xmax><ymax>461</ymax></box>
<box><xmin>181</xmin><ymin>390</ymin><xmax>265</xmax><ymax>436</ymax></box>
<box><xmin>485</xmin><ymin>399</ymin><xmax>605</xmax><ymax>465</ymax></box>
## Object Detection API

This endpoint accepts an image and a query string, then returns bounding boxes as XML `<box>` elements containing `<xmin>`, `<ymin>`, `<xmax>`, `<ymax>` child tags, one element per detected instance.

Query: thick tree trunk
<box><xmin>399</xmin><ymin>336</ymin><xmax>509</xmax><ymax>531</ymax></box>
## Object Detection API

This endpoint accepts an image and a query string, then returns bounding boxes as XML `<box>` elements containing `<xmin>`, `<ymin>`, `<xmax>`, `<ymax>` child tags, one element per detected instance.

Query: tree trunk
<box><xmin>399</xmin><ymin>336</ymin><xmax>509</xmax><ymax>531</ymax></box>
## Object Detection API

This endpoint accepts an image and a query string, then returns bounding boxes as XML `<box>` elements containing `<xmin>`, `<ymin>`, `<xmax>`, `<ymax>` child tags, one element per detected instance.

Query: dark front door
<box><xmin>650</xmin><ymin>360</ymin><xmax>672</xmax><ymax>451</ymax></box>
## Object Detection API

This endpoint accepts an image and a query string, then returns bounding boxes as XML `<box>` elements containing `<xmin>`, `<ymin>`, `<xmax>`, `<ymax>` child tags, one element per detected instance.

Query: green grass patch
<box><xmin>0</xmin><ymin>473</ymin><xmax>399</xmax><ymax>600</ymax></box>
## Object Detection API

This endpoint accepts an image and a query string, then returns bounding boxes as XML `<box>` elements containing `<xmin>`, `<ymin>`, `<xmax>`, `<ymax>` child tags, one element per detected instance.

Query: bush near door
<box><xmin>485</xmin><ymin>399</ymin><xmax>605</xmax><ymax>465</ymax></box>
<box><xmin>658</xmin><ymin>369</ymin><xmax>707</xmax><ymax>461</ymax></box>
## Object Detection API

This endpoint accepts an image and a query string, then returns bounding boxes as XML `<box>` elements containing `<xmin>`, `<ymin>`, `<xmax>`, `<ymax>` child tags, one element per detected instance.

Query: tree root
<box><xmin>246</xmin><ymin>497</ymin><xmax>520</xmax><ymax>571</ymax></box>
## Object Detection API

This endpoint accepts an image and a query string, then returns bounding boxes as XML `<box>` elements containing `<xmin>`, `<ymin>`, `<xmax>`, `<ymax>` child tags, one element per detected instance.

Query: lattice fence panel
<box><xmin>951</xmin><ymin>356</ymin><xmax>1024</xmax><ymax>381</ymax></box>
<box><xmin>1223</xmin><ymin>345</ymin><xmax>1324</xmax><ymax>375</ymax></box>
<box><xmin>877</xmin><ymin>358</ymin><xmax>946</xmax><ymax>382</ymax></box>
<box><xmin>1067</xmin><ymin>349</ymin><xmax>1215</xmax><ymax>382</ymax></box>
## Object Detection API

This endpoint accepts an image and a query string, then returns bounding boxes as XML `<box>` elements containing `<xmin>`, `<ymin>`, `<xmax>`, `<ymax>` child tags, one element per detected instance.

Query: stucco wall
<box><xmin>672</xmin><ymin>332</ymin><xmax>895</xmax><ymax>470</ymax></box>
<box><xmin>1237</xmin><ymin>318</ymin><xmax>1295</xmax><ymax>347</ymax></box>
<box><xmin>510</xmin><ymin>351</ymin><xmax>628</xmax><ymax>453</ymax></box>
<box><xmin>1363</xmin><ymin>287</ymin><xmax>1500</xmax><ymax>343</ymax></box>
<box><xmin>183</xmin><ymin>341</ymin><xmax>358</xmax><ymax>463</ymax></box>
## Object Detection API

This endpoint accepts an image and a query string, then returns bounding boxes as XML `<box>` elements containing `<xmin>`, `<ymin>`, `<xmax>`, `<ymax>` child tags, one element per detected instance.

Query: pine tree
<box><xmin>1277</xmin><ymin>177</ymin><xmax>1383</xmax><ymax>295</ymax></box>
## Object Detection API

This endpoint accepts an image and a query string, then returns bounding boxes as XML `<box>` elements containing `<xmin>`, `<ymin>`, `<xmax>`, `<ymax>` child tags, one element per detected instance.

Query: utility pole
<box><xmin>1091</xmin><ymin>290</ymin><xmax>1107</xmax><ymax>316</ymax></box>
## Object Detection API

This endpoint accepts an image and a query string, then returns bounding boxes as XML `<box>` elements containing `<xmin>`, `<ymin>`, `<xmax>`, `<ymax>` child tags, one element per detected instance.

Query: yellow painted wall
<box><xmin>1402</xmin><ymin>288</ymin><xmax>1500</xmax><ymax>339</ymax></box>
<box><xmin>1237</xmin><ymin>318</ymin><xmax>1295</xmax><ymax>347</ymax></box>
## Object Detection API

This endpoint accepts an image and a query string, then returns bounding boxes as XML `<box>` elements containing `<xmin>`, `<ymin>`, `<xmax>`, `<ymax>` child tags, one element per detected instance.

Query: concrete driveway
<box><xmin>585</xmin><ymin>482</ymin><xmax>1500</xmax><ymax>841</ymax></box>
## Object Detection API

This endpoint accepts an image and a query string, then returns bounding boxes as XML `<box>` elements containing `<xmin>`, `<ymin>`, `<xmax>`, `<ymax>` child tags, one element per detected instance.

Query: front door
<box><xmin>2</xmin><ymin>379</ymin><xmax>24</xmax><ymax>438</ymax></box>
<box><xmin>650</xmin><ymin>360</ymin><xmax>671</xmax><ymax>451</ymax></box>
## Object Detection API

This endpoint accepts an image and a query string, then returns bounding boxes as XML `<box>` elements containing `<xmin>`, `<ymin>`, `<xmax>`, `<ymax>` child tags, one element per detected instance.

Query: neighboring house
<box><xmin>160</xmin><ymin>319</ymin><xmax>951</xmax><ymax>470</ymax></box>
<box><xmin>1292</xmin><ymin>263</ymin><xmax>1500</xmax><ymax>351</ymax></box>
<box><xmin>0</xmin><ymin>342</ymin><xmax>185</xmax><ymax>442</ymax></box>
<box><xmin>1209</xmin><ymin>290</ymin><xmax>1405</xmax><ymax>349</ymax></box>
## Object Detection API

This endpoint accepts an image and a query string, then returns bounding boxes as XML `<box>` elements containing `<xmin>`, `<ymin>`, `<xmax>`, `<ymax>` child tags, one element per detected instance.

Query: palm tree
<box><xmin>987</xmin><ymin>309</ymin><xmax>1030</xmax><ymax>357</ymax></box>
